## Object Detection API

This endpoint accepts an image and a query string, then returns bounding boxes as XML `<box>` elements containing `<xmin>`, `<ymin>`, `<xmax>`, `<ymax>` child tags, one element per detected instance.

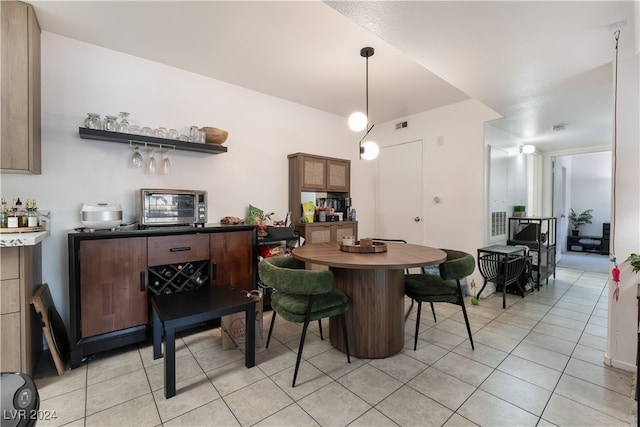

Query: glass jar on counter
<box><xmin>27</xmin><ymin>200</ymin><xmax>38</xmax><ymax>227</ymax></box>
<box><xmin>8</xmin><ymin>199</ymin><xmax>19</xmax><ymax>228</ymax></box>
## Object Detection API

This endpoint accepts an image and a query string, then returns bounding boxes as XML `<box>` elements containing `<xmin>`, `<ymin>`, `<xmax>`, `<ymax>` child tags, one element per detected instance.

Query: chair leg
<box><xmin>340</xmin><ymin>313</ymin><xmax>351</xmax><ymax>363</ymax></box>
<box><xmin>405</xmin><ymin>298</ymin><xmax>415</xmax><ymax>321</ymax></box>
<box><xmin>430</xmin><ymin>302</ymin><xmax>437</xmax><ymax>322</ymax></box>
<box><xmin>292</xmin><ymin>296</ymin><xmax>314</xmax><ymax>387</ymax></box>
<box><xmin>457</xmin><ymin>281</ymin><xmax>475</xmax><ymax>350</ymax></box>
<box><xmin>266</xmin><ymin>311</ymin><xmax>277</xmax><ymax>348</ymax></box>
<box><xmin>414</xmin><ymin>301</ymin><xmax>422</xmax><ymax>350</ymax></box>
<box><xmin>293</xmin><ymin>319</ymin><xmax>310</xmax><ymax>387</ymax></box>
<box><xmin>318</xmin><ymin>319</ymin><xmax>323</xmax><ymax>340</ymax></box>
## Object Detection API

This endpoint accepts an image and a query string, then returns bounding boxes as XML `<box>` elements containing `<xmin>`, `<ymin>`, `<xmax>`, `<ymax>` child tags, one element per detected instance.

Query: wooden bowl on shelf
<box><xmin>199</xmin><ymin>127</ymin><xmax>229</xmax><ymax>145</ymax></box>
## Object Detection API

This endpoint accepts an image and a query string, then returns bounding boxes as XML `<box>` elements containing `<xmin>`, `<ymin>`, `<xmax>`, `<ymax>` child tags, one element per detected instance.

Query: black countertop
<box><xmin>68</xmin><ymin>223</ymin><xmax>256</xmax><ymax>240</ymax></box>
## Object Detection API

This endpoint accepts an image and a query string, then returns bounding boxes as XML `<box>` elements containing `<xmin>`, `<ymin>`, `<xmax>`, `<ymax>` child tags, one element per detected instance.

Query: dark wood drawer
<box><xmin>148</xmin><ymin>234</ymin><xmax>210</xmax><ymax>266</ymax></box>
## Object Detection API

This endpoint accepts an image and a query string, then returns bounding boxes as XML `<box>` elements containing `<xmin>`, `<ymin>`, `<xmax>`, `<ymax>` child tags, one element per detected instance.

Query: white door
<box><xmin>376</xmin><ymin>140</ymin><xmax>424</xmax><ymax>244</ymax></box>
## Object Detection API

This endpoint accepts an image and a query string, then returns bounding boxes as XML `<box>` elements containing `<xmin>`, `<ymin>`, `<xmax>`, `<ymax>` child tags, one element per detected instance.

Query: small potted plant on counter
<box><xmin>513</xmin><ymin>205</ymin><xmax>526</xmax><ymax>217</ymax></box>
<box><xmin>569</xmin><ymin>208</ymin><xmax>593</xmax><ymax>236</ymax></box>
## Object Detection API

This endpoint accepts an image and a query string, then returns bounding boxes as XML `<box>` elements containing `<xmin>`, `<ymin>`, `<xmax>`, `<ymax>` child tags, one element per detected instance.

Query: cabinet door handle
<box><xmin>140</xmin><ymin>271</ymin><xmax>146</xmax><ymax>292</ymax></box>
<box><xmin>170</xmin><ymin>246</ymin><xmax>191</xmax><ymax>252</ymax></box>
<box><xmin>211</xmin><ymin>262</ymin><xmax>217</xmax><ymax>280</ymax></box>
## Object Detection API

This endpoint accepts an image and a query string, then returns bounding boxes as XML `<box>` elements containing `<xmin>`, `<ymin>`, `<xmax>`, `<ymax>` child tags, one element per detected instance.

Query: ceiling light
<box><xmin>348</xmin><ymin>112</ymin><xmax>367</xmax><ymax>132</ymax></box>
<box><xmin>350</xmin><ymin>47</ymin><xmax>379</xmax><ymax>160</ymax></box>
<box><xmin>360</xmin><ymin>140</ymin><xmax>379</xmax><ymax>160</ymax></box>
<box><xmin>521</xmin><ymin>145</ymin><xmax>536</xmax><ymax>154</ymax></box>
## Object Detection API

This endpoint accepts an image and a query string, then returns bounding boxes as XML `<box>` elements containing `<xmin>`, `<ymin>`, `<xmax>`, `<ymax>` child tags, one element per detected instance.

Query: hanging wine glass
<box><xmin>145</xmin><ymin>148</ymin><xmax>156</xmax><ymax>174</ymax></box>
<box><xmin>118</xmin><ymin>112</ymin><xmax>131</xmax><ymax>133</ymax></box>
<box><xmin>130</xmin><ymin>146</ymin><xmax>143</xmax><ymax>168</ymax></box>
<box><xmin>158</xmin><ymin>148</ymin><xmax>171</xmax><ymax>175</ymax></box>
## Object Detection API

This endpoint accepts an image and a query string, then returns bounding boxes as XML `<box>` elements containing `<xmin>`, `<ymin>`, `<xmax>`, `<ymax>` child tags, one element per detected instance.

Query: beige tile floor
<box><xmin>34</xmin><ymin>256</ymin><xmax>637</xmax><ymax>426</ymax></box>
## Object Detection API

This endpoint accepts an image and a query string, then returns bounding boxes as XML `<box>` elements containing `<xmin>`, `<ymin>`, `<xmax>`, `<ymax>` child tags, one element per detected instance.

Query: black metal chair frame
<box><xmin>266</xmin><ymin>293</ymin><xmax>350</xmax><ymax>387</ymax></box>
<box><xmin>410</xmin><ymin>277</ymin><xmax>474</xmax><ymax>350</ymax></box>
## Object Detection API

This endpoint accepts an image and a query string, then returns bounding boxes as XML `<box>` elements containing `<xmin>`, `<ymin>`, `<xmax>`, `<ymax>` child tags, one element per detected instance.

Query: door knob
<box><xmin>414</xmin><ymin>217</ymin><xmax>421</xmax><ymax>222</ymax></box>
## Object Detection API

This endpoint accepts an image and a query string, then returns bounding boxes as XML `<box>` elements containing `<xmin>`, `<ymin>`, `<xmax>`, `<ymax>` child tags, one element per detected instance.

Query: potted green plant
<box><xmin>626</xmin><ymin>253</ymin><xmax>640</xmax><ymax>274</ymax></box>
<box><xmin>513</xmin><ymin>205</ymin><xmax>526</xmax><ymax>217</ymax></box>
<box><xmin>568</xmin><ymin>208</ymin><xmax>593</xmax><ymax>236</ymax></box>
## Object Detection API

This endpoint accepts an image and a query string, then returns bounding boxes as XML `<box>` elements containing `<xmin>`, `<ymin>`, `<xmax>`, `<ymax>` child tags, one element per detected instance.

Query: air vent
<box><xmin>395</xmin><ymin>121</ymin><xmax>408</xmax><ymax>130</ymax></box>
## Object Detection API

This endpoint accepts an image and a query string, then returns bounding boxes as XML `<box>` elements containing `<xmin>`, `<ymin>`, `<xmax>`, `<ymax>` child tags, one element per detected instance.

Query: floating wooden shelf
<box><xmin>79</xmin><ymin>127</ymin><xmax>228</xmax><ymax>154</ymax></box>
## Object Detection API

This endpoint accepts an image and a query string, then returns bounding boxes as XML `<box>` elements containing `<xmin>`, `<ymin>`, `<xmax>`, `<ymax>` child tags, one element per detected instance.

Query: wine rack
<box><xmin>148</xmin><ymin>261</ymin><xmax>209</xmax><ymax>296</ymax></box>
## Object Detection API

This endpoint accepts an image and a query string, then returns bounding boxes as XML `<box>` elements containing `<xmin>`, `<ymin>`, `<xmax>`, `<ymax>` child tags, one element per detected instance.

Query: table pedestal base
<box><xmin>329</xmin><ymin>268</ymin><xmax>405</xmax><ymax>358</ymax></box>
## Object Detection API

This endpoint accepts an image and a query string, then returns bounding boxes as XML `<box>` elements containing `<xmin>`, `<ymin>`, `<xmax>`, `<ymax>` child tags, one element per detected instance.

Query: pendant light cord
<box><xmin>365</xmin><ymin>54</ymin><xmax>369</xmax><ymax>120</ymax></box>
<box><xmin>610</xmin><ymin>29</ymin><xmax>620</xmax><ymax>257</ymax></box>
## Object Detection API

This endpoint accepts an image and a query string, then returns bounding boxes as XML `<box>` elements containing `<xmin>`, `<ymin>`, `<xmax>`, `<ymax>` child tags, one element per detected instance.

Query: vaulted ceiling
<box><xmin>30</xmin><ymin>1</ymin><xmax>638</xmax><ymax>153</ymax></box>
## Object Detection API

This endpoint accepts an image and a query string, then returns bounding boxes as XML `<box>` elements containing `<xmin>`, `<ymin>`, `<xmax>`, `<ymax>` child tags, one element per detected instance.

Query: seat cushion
<box><xmin>404</xmin><ymin>274</ymin><xmax>459</xmax><ymax>303</ymax></box>
<box><xmin>271</xmin><ymin>288</ymin><xmax>348</xmax><ymax>323</ymax></box>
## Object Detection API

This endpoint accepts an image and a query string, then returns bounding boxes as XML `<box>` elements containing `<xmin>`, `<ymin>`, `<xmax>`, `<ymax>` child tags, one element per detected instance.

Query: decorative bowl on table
<box><xmin>340</xmin><ymin>241</ymin><xmax>387</xmax><ymax>253</ymax></box>
<box><xmin>199</xmin><ymin>127</ymin><xmax>229</xmax><ymax>145</ymax></box>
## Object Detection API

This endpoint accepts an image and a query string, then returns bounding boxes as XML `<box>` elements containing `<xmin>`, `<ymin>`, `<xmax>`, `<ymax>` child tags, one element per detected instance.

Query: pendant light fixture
<box><xmin>349</xmin><ymin>47</ymin><xmax>379</xmax><ymax>160</ymax></box>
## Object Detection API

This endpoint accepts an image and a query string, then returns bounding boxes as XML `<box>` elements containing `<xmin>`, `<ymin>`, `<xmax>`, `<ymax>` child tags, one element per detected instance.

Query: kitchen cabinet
<box><xmin>210</xmin><ymin>229</ymin><xmax>255</xmax><ymax>291</ymax></box>
<box><xmin>1</xmin><ymin>1</ymin><xmax>41</xmax><ymax>173</ymax></box>
<box><xmin>288</xmin><ymin>153</ymin><xmax>350</xmax><ymax>192</ymax></box>
<box><xmin>288</xmin><ymin>152</ymin><xmax>354</xmax><ymax>244</ymax></box>
<box><xmin>147</xmin><ymin>234</ymin><xmax>210</xmax><ymax>295</ymax></box>
<box><xmin>0</xmin><ymin>245</ymin><xmax>42</xmax><ymax>375</ymax></box>
<box><xmin>79</xmin><ymin>238</ymin><xmax>148</xmax><ymax>339</ymax></box>
<box><xmin>68</xmin><ymin>225</ymin><xmax>257</xmax><ymax>367</ymax></box>
<box><xmin>296</xmin><ymin>222</ymin><xmax>358</xmax><ymax>245</ymax></box>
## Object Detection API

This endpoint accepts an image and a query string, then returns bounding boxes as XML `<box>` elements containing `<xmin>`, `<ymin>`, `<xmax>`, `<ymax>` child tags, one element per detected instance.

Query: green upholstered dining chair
<box><xmin>258</xmin><ymin>256</ymin><xmax>350</xmax><ymax>387</ymax></box>
<box><xmin>404</xmin><ymin>249</ymin><xmax>475</xmax><ymax>351</ymax></box>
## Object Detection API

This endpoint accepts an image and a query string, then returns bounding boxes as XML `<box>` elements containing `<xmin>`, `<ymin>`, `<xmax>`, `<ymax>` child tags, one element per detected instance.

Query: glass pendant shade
<box><xmin>349</xmin><ymin>112</ymin><xmax>368</xmax><ymax>132</ymax></box>
<box><xmin>360</xmin><ymin>140</ymin><xmax>379</xmax><ymax>160</ymax></box>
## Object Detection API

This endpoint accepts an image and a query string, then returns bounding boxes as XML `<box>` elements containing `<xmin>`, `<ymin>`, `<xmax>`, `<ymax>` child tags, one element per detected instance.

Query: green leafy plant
<box><xmin>568</xmin><ymin>208</ymin><xmax>593</xmax><ymax>230</ymax></box>
<box><xmin>626</xmin><ymin>253</ymin><xmax>640</xmax><ymax>274</ymax></box>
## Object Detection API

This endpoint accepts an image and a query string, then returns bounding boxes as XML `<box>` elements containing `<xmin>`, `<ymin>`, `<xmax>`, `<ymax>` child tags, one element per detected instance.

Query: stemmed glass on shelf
<box><xmin>129</xmin><ymin>145</ymin><xmax>143</xmax><ymax>168</ymax></box>
<box><xmin>158</xmin><ymin>148</ymin><xmax>171</xmax><ymax>175</ymax></box>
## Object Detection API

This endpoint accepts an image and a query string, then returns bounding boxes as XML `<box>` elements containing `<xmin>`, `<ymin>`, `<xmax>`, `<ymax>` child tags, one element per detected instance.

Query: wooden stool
<box><xmin>151</xmin><ymin>285</ymin><xmax>256</xmax><ymax>398</ymax></box>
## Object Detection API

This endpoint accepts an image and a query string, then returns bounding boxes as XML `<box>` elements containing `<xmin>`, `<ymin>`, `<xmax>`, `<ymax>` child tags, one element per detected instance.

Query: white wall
<box><xmin>483</xmin><ymin>125</ymin><xmax>530</xmax><ymax>242</ymax></box>
<box><xmin>359</xmin><ymin>100</ymin><xmax>501</xmax><ymax>287</ymax></box>
<box><xmin>0</xmin><ymin>33</ymin><xmax>363</xmax><ymax>326</ymax></box>
<box><xmin>606</xmin><ymin>49</ymin><xmax>640</xmax><ymax>371</ymax></box>
<box><xmin>567</xmin><ymin>152</ymin><xmax>612</xmax><ymax>236</ymax></box>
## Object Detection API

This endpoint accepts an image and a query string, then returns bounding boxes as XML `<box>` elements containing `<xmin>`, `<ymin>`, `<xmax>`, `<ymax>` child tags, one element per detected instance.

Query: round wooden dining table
<box><xmin>292</xmin><ymin>241</ymin><xmax>446</xmax><ymax>358</ymax></box>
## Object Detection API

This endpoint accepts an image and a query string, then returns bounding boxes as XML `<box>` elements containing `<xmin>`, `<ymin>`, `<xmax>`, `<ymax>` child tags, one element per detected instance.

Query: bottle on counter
<box><xmin>350</xmin><ymin>207</ymin><xmax>357</xmax><ymax>221</ymax></box>
<box><xmin>8</xmin><ymin>199</ymin><xmax>19</xmax><ymax>228</ymax></box>
<box><xmin>27</xmin><ymin>199</ymin><xmax>39</xmax><ymax>227</ymax></box>
<box><xmin>0</xmin><ymin>198</ymin><xmax>7</xmax><ymax>228</ymax></box>
<box><xmin>16</xmin><ymin>198</ymin><xmax>28</xmax><ymax>227</ymax></box>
